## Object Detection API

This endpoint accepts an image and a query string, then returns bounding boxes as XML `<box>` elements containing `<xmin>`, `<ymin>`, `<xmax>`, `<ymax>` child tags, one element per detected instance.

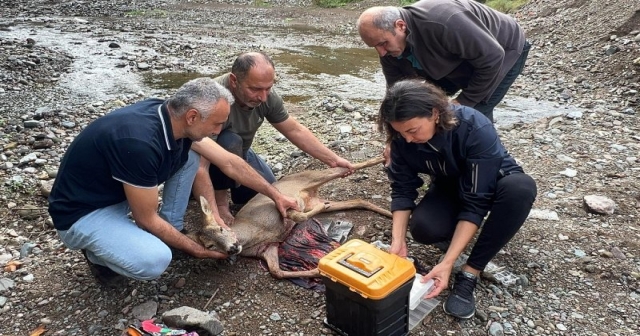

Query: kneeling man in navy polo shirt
<box><xmin>48</xmin><ymin>78</ymin><xmax>299</xmax><ymax>287</ymax></box>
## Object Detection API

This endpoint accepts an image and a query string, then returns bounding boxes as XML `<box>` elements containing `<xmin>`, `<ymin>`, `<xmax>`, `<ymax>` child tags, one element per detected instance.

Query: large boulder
<box><xmin>162</xmin><ymin>306</ymin><xmax>224</xmax><ymax>336</ymax></box>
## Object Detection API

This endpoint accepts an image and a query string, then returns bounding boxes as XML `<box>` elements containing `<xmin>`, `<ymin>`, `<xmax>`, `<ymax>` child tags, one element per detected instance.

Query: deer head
<box><xmin>196</xmin><ymin>196</ymin><xmax>242</xmax><ymax>255</ymax></box>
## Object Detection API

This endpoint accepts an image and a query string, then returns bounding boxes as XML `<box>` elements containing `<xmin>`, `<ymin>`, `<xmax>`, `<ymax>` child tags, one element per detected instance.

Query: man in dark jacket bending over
<box><xmin>357</xmin><ymin>0</ymin><xmax>531</xmax><ymax>123</ymax></box>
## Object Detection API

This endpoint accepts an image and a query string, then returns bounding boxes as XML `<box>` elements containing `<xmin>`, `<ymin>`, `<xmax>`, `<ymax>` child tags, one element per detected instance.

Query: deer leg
<box><xmin>317</xmin><ymin>199</ymin><xmax>392</xmax><ymax>218</ymax></box>
<box><xmin>261</xmin><ymin>244</ymin><xmax>320</xmax><ymax>279</ymax></box>
<box><xmin>352</xmin><ymin>157</ymin><xmax>385</xmax><ymax>170</ymax></box>
<box><xmin>287</xmin><ymin>202</ymin><xmax>329</xmax><ymax>222</ymax></box>
<box><xmin>320</xmin><ymin>157</ymin><xmax>386</xmax><ymax>181</ymax></box>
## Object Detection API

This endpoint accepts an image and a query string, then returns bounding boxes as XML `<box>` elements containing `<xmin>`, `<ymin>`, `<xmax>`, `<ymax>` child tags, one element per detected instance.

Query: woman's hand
<box><xmin>383</xmin><ymin>143</ymin><xmax>391</xmax><ymax>167</ymax></box>
<box><xmin>389</xmin><ymin>239</ymin><xmax>408</xmax><ymax>257</ymax></box>
<box><xmin>423</xmin><ymin>261</ymin><xmax>453</xmax><ymax>299</ymax></box>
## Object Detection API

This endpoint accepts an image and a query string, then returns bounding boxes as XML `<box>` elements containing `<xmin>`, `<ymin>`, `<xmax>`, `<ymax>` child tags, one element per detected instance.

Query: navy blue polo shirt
<box><xmin>48</xmin><ymin>98</ymin><xmax>193</xmax><ymax>230</ymax></box>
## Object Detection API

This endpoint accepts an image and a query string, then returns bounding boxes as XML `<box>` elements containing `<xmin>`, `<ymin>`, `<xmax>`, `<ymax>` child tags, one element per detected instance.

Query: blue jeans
<box><xmin>474</xmin><ymin>41</ymin><xmax>532</xmax><ymax>122</ymax></box>
<box><xmin>209</xmin><ymin>129</ymin><xmax>276</xmax><ymax>204</ymax></box>
<box><xmin>56</xmin><ymin>150</ymin><xmax>200</xmax><ymax>280</ymax></box>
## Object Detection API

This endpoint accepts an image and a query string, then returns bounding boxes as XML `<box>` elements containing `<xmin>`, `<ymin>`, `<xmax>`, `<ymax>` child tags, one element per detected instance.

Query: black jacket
<box><xmin>388</xmin><ymin>105</ymin><xmax>523</xmax><ymax>226</ymax></box>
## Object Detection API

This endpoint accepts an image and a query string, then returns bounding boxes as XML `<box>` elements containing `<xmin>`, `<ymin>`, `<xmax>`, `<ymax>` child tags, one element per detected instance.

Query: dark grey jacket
<box><xmin>381</xmin><ymin>0</ymin><xmax>525</xmax><ymax>106</ymax></box>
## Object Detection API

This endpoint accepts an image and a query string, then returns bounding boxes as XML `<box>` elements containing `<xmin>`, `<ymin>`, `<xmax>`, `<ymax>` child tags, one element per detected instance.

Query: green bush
<box><xmin>485</xmin><ymin>0</ymin><xmax>527</xmax><ymax>13</ymax></box>
<box><xmin>313</xmin><ymin>0</ymin><xmax>359</xmax><ymax>8</ymax></box>
<box><xmin>398</xmin><ymin>0</ymin><xmax>415</xmax><ymax>5</ymax></box>
<box><xmin>396</xmin><ymin>0</ymin><xmax>527</xmax><ymax>13</ymax></box>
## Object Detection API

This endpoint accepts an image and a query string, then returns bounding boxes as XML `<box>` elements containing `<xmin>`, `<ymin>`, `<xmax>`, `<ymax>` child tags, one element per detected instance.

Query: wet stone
<box><xmin>20</xmin><ymin>242</ymin><xmax>37</xmax><ymax>258</ymax></box>
<box><xmin>610</xmin><ymin>247</ymin><xmax>626</xmax><ymax>260</ymax></box>
<box><xmin>40</xmin><ymin>180</ymin><xmax>54</xmax><ymax>197</ymax></box>
<box><xmin>18</xmin><ymin>205</ymin><xmax>41</xmax><ymax>220</ymax></box>
<box><xmin>341</xmin><ymin>102</ymin><xmax>355</xmax><ymax>112</ymax></box>
<box><xmin>32</xmin><ymin>139</ymin><xmax>54</xmax><ymax>149</ymax></box>
<box><xmin>488</xmin><ymin>321</ymin><xmax>504</xmax><ymax>336</ymax></box>
<box><xmin>132</xmin><ymin>300</ymin><xmax>158</xmax><ymax>320</ymax></box>
<box><xmin>174</xmin><ymin>277</ymin><xmax>186</xmax><ymax>288</ymax></box>
<box><xmin>61</xmin><ymin>121</ymin><xmax>76</xmax><ymax>128</ymax></box>
<box><xmin>269</xmin><ymin>313</ymin><xmax>281</xmax><ymax>321</ymax></box>
<box><xmin>23</xmin><ymin>120</ymin><xmax>42</xmax><ymax>128</ymax></box>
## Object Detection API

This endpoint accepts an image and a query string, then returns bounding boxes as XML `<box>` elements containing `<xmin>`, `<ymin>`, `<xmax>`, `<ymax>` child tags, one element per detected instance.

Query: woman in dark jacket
<box><xmin>378</xmin><ymin>79</ymin><xmax>536</xmax><ymax>319</ymax></box>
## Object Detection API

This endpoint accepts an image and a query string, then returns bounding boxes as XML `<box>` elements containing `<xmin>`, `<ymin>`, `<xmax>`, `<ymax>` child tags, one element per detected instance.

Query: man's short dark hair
<box><xmin>231</xmin><ymin>52</ymin><xmax>275</xmax><ymax>82</ymax></box>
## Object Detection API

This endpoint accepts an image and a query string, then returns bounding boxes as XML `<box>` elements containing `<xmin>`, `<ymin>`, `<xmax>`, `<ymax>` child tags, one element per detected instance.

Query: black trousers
<box><xmin>474</xmin><ymin>41</ymin><xmax>532</xmax><ymax>122</ymax></box>
<box><xmin>409</xmin><ymin>173</ymin><xmax>537</xmax><ymax>271</ymax></box>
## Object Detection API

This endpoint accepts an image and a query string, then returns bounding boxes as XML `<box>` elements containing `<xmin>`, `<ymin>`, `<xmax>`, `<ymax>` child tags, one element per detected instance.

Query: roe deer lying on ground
<box><xmin>187</xmin><ymin>157</ymin><xmax>392</xmax><ymax>279</ymax></box>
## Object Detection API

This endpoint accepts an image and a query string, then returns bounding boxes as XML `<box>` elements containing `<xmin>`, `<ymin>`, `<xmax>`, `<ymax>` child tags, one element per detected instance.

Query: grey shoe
<box><xmin>443</xmin><ymin>271</ymin><xmax>478</xmax><ymax>319</ymax></box>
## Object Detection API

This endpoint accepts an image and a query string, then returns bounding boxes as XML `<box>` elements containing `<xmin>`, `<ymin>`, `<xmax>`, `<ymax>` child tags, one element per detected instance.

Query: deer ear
<box><xmin>199</xmin><ymin>196</ymin><xmax>212</xmax><ymax>215</ymax></box>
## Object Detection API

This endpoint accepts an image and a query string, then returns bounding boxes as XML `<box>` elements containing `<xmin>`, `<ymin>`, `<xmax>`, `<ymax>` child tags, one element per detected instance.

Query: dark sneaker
<box><xmin>443</xmin><ymin>271</ymin><xmax>478</xmax><ymax>319</ymax></box>
<box><xmin>81</xmin><ymin>249</ymin><xmax>126</xmax><ymax>288</ymax></box>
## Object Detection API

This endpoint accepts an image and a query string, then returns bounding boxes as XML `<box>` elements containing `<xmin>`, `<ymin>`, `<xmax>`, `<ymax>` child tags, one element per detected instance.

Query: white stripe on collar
<box><xmin>157</xmin><ymin>104</ymin><xmax>172</xmax><ymax>150</ymax></box>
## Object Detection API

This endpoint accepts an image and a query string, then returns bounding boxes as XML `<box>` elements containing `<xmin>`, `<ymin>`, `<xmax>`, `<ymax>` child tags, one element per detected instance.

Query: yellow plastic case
<box><xmin>319</xmin><ymin>239</ymin><xmax>416</xmax><ymax>300</ymax></box>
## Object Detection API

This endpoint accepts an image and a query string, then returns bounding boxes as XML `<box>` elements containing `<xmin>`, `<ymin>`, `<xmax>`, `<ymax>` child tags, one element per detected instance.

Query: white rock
<box><xmin>610</xmin><ymin>144</ymin><xmax>627</xmax><ymax>151</ymax></box>
<box><xmin>559</xmin><ymin>168</ymin><xmax>577</xmax><ymax>177</ymax></box>
<box><xmin>583</xmin><ymin>195</ymin><xmax>616</xmax><ymax>215</ymax></box>
<box><xmin>0</xmin><ymin>254</ymin><xmax>12</xmax><ymax>265</ymax></box>
<box><xmin>566</xmin><ymin>111</ymin><xmax>583</xmax><ymax>119</ymax></box>
<box><xmin>19</xmin><ymin>153</ymin><xmax>38</xmax><ymax>165</ymax></box>
<box><xmin>339</xmin><ymin>125</ymin><xmax>352</xmax><ymax>134</ymax></box>
<box><xmin>528</xmin><ymin>209</ymin><xmax>559</xmax><ymax>220</ymax></box>
<box><xmin>0</xmin><ymin>278</ymin><xmax>15</xmax><ymax>291</ymax></box>
<box><xmin>556</xmin><ymin>154</ymin><xmax>576</xmax><ymax>163</ymax></box>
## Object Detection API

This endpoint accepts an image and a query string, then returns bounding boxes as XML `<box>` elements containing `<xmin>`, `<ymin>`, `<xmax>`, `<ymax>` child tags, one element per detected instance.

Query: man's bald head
<box><xmin>357</xmin><ymin>6</ymin><xmax>402</xmax><ymax>35</ymax></box>
<box><xmin>357</xmin><ymin>6</ymin><xmax>407</xmax><ymax>57</ymax></box>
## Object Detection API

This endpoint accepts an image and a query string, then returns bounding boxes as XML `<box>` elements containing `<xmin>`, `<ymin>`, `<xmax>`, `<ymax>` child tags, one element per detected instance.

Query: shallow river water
<box><xmin>4</xmin><ymin>18</ymin><xmax>583</xmax><ymax>126</ymax></box>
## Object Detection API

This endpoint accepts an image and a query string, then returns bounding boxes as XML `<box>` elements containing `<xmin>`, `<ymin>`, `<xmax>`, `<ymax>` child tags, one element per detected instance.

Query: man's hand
<box><xmin>383</xmin><ymin>143</ymin><xmax>391</xmax><ymax>167</ymax></box>
<box><xmin>213</xmin><ymin>211</ymin><xmax>232</xmax><ymax>230</ymax></box>
<box><xmin>195</xmin><ymin>247</ymin><xmax>229</xmax><ymax>260</ymax></box>
<box><xmin>331</xmin><ymin>157</ymin><xmax>355</xmax><ymax>176</ymax></box>
<box><xmin>451</xmin><ymin>98</ymin><xmax>460</xmax><ymax>105</ymax></box>
<box><xmin>423</xmin><ymin>261</ymin><xmax>454</xmax><ymax>299</ymax></box>
<box><xmin>273</xmin><ymin>194</ymin><xmax>300</xmax><ymax>219</ymax></box>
